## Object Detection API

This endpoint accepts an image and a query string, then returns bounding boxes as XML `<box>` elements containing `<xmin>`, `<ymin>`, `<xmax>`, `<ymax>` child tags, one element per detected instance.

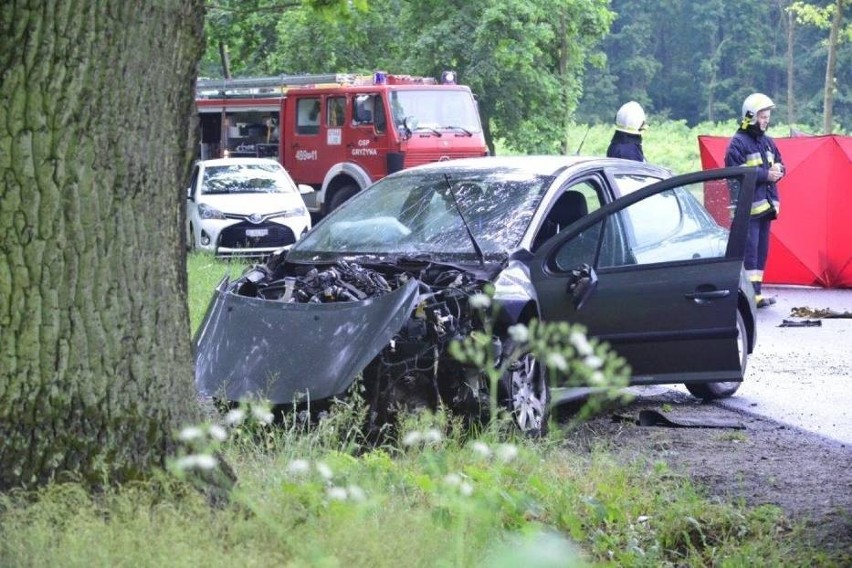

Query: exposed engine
<box><xmin>231</xmin><ymin>260</ymin><xmax>497</xmax><ymax>423</ymax></box>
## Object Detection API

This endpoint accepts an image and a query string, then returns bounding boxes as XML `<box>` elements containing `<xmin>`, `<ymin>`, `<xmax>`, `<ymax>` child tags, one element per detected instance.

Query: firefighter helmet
<box><xmin>741</xmin><ymin>93</ymin><xmax>775</xmax><ymax>127</ymax></box>
<box><xmin>614</xmin><ymin>101</ymin><xmax>647</xmax><ymax>134</ymax></box>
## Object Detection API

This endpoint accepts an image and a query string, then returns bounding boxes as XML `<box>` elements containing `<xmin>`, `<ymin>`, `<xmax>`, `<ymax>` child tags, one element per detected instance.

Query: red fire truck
<box><xmin>195</xmin><ymin>71</ymin><xmax>489</xmax><ymax>215</ymax></box>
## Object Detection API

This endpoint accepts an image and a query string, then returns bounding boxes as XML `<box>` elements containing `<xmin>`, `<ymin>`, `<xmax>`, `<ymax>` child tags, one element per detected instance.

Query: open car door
<box><xmin>530</xmin><ymin>167</ymin><xmax>757</xmax><ymax>387</ymax></box>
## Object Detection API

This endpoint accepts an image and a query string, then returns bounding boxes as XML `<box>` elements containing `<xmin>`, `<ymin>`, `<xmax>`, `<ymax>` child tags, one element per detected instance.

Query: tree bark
<box><xmin>786</xmin><ymin>10</ymin><xmax>795</xmax><ymax>127</ymax></box>
<box><xmin>0</xmin><ymin>1</ymin><xmax>205</xmax><ymax>489</ymax></box>
<box><xmin>823</xmin><ymin>0</ymin><xmax>843</xmax><ymax>133</ymax></box>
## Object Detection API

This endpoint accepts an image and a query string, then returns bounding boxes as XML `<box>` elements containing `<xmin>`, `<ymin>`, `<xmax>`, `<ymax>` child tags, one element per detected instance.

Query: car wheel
<box><xmin>686</xmin><ymin>310</ymin><xmax>747</xmax><ymax>400</ymax></box>
<box><xmin>501</xmin><ymin>339</ymin><xmax>550</xmax><ymax>436</ymax></box>
<box><xmin>327</xmin><ymin>184</ymin><xmax>358</xmax><ymax>213</ymax></box>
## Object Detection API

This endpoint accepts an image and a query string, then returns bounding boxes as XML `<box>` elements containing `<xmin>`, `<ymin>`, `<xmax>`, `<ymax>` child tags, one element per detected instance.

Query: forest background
<box><xmin>203</xmin><ymin>0</ymin><xmax>850</xmax><ymax>158</ymax></box>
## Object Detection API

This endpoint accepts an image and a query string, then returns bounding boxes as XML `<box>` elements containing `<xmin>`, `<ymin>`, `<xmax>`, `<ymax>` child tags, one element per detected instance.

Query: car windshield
<box><xmin>390</xmin><ymin>90</ymin><xmax>482</xmax><ymax>133</ymax></box>
<box><xmin>201</xmin><ymin>163</ymin><xmax>295</xmax><ymax>195</ymax></box>
<box><xmin>290</xmin><ymin>168</ymin><xmax>552</xmax><ymax>261</ymax></box>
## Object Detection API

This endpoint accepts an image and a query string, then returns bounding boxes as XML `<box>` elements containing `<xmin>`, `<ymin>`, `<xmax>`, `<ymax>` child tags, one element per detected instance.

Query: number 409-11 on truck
<box><xmin>195</xmin><ymin>71</ymin><xmax>489</xmax><ymax>215</ymax></box>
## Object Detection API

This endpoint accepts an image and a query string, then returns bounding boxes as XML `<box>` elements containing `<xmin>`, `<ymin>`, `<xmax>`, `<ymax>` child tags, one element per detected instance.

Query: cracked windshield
<box><xmin>291</xmin><ymin>170</ymin><xmax>551</xmax><ymax>258</ymax></box>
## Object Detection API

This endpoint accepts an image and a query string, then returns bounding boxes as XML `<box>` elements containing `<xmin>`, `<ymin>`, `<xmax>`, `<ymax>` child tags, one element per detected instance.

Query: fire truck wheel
<box><xmin>328</xmin><ymin>184</ymin><xmax>359</xmax><ymax>213</ymax></box>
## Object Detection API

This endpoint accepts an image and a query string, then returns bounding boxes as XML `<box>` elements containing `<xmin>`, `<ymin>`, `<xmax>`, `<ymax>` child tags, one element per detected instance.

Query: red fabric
<box><xmin>699</xmin><ymin>134</ymin><xmax>852</xmax><ymax>288</ymax></box>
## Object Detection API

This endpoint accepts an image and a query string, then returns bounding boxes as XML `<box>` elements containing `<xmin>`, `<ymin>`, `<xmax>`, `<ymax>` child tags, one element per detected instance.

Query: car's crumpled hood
<box><xmin>194</xmin><ymin>277</ymin><xmax>420</xmax><ymax>404</ymax></box>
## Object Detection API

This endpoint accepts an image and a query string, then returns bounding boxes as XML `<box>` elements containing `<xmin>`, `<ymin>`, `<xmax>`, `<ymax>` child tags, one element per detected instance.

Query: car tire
<box><xmin>327</xmin><ymin>184</ymin><xmax>359</xmax><ymax>213</ymax></box>
<box><xmin>685</xmin><ymin>310</ymin><xmax>747</xmax><ymax>400</ymax></box>
<box><xmin>500</xmin><ymin>339</ymin><xmax>550</xmax><ymax>437</ymax></box>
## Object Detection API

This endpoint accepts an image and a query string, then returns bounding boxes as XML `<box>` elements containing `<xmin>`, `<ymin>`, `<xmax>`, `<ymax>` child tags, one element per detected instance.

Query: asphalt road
<box><xmin>715</xmin><ymin>284</ymin><xmax>852</xmax><ymax>446</ymax></box>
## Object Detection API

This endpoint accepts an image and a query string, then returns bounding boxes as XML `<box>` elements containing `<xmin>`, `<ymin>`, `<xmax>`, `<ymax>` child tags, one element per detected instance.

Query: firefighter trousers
<box><xmin>745</xmin><ymin>215</ymin><xmax>772</xmax><ymax>295</ymax></box>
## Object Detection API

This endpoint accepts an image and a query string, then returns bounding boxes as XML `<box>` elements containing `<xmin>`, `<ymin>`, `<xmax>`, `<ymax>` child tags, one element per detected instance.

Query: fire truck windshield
<box><xmin>390</xmin><ymin>90</ymin><xmax>481</xmax><ymax>134</ymax></box>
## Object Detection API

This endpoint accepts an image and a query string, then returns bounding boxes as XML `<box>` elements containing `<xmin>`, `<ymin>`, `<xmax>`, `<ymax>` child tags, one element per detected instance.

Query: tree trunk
<box><xmin>0</xmin><ymin>1</ymin><xmax>205</xmax><ymax>489</ymax></box>
<box><xmin>787</xmin><ymin>10</ymin><xmax>795</xmax><ymax>127</ymax></box>
<box><xmin>823</xmin><ymin>0</ymin><xmax>843</xmax><ymax>133</ymax></box>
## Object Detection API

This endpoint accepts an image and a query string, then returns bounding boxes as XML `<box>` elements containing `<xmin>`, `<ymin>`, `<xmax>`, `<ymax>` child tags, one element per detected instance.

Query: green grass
<box><xmin>0</xmin><ymin>406</ymin><xmax>838</xmax><ymax>567</ymax></box>
<box><xmin>187</xmin><ymin>252</ymin><xmax>252</xmax><ymax>332</ymax></box>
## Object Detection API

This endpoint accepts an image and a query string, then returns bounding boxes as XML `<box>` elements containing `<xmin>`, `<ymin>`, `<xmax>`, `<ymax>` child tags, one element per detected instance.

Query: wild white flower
<box><xmin>175</xmin><ymin>454</ymin><xmax>217</xmax><ymax>471</ymax></box>
<box><xmin>584</xmin><ymin>355</ymin><xmax>603</xmax><ymax>370</ymax></box>
<box><xmin>570</xmin><ymin>331</ymin><xmax>593</xmax><ymax>356</ymax></box>
<box><xmin>469</xmin><ymin>293</ymin><xmax>491</xmax><ymax>309</ymax></box>
<box><xmin>251</xmin><ymin>406</ymin><xmax>274</xmax><ymax>424</ymax></box>
<box><xmin>546</xmin><ymin>352</ymin><xmax>568</xmax><ymax>371</ymax></box>
<box><xmin>424</xmin><ymin>428</ymin><xmax>443</xmax><ymax>443</ymax></box>
<box><xmin>347</xmin><ymin>485</ymin><xmax>367</xmax><ymax>502</ymax></box>
<box><xmin>568</xmin><ymin>331</ymin><xmax>592</xmax><ymax>357</ymax></box>
<box><xmin>286</xmin><ymin>459</ymin><xmax>311</xmax><ymax>476</ymax></box>
<box><xmin>327</xmin><ymin>486</ymin><xmax>348</xmax><ymax>501</ymax></box>
<box><xmin>225</xmin><ymin>408</ymin><xmax>246</xmax><ymax>426</ymax></box>
<box><xmin>589</xmin><ymin>371</ymin><xmax>605</xmax><ymax>385</ymax></box>
<box><xmin>459</xmin><ymin>482</ymin><xmax>474</xmax><ymax>497</ymax></box>
<box><xmin>471</xmin><ymin>441</ymin><xmax>492</xmax><ymax>458</ymax></box>
<box><xmin>496</xmin><ymin>444</ymin><xmax>518</xmax><ymax>463</ymax></box>
<box><xmin>195</xmin><ymin>454</ymin><xmax>218</xmax><ymax>470</ymax></box>
<box><xmin>508</xmin><ymin>323</ymin><xmax>529</xmax><ymax>343</ymax></box>
<box><xmin>207</xmin><ymin>424</ymin><xmax>228</xmax><ymax>442</ymax></box>
<box><xmin>444</xmin><ymin>473</ymin><xmax>462</xmax><ymax>487</ymax></box>
<box><xmin>178</xmin><ymin>426</ymin><xmax>204</xmax><ymax>442</ymax></box>
<box><xmin>315</xmin><ymin>461</ymin><xmax>334</xmax><ymax>480</ymax></box>
<box><xmin>402</xmin><ymin>431</ymin><xmax>422</xmax><ymax>446</ymax></box>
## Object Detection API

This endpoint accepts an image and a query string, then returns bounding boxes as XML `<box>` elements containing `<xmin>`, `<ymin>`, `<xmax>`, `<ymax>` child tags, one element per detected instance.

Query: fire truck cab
<box><xmin>195</xmin><ymin>71</ymin><xmax>488</xmax><ymax>215</ymax></box>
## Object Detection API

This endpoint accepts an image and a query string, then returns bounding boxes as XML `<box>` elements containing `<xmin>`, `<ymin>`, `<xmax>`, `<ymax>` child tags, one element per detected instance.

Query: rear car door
<box><xmin>530</xmin><ymin>167</ymin><xmax>756</xmax><ymax>385</ymax></box>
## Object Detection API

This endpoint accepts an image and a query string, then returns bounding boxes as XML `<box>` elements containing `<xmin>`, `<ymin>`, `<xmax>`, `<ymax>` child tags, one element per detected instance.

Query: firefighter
<box><xmin>724</xmin><ymin>93</ymin><xmax>785</xmax><ymax>308</ymax></box>
<box><xmin>606</xmin><ymin>101</ymin><xmax>647</xmax><ymax>162</ymax></box>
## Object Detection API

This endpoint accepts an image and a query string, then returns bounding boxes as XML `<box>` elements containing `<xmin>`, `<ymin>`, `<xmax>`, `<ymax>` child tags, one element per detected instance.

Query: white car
<box><xmin>186</xmin><ymin>158</ymin><xmax>313</xmax><ymax>257</ymax></box>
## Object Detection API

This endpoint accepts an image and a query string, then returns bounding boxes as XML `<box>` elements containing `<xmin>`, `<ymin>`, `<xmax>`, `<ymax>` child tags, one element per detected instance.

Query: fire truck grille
<box><xmin>404</xmin><ymin>152</ymin><xmax>478</xmax><ymax>168</ymax></box>
<box><xmin>219</xmin><ymin>222</ymin><xmax>296</xmax><ymax>250</ymax></box>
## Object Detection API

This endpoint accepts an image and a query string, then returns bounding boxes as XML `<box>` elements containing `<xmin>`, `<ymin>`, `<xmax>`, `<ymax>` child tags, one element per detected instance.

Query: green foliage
<box><xmin>186</xmin><ymin>253</ymin><xmax>250</xmax><ymax>333</ymax></box>
<box><xmin>0</xmin><ymin>409</ymin><xmax>837</xmax><ymax>566</ymax></box>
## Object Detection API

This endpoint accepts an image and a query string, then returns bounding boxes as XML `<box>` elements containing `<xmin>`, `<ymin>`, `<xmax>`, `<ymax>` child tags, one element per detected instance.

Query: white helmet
<box><xmin>741</xmin><ymin>93</ymin><xmax>775</xmax><ymax>126</ymax></box>
<box><xmin>614</xmin><ymin>101</ymin><xmax>647</xmax><ymax>134</ymax></box>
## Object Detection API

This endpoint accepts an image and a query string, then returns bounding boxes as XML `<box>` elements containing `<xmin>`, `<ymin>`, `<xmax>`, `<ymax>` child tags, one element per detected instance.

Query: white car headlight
<box><xmin>198</xmin><ymin>203</ymin><xmax>226</xmax><ymax>220</ymax></box>
<box><xmin>275</xmin><ymin>205</ymin><xmax>308</xmax><ymax>219</ymax></box>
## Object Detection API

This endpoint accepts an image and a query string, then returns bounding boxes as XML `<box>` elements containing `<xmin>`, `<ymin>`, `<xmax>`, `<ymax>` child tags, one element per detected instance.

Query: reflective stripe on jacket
<box><xmin>724</xmin><ymin>128</ymin><xmax>782</xmax><ymax>217</ymax></box>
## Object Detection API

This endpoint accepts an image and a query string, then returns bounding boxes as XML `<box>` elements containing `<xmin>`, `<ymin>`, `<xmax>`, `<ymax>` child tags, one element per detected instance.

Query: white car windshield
<box><xmin>291</xmin><ymin>168</ymin><xmax>551</xmax><ymax>261</ymax></box>
<box><xmin>202</xmin><ymin>163</ymin><xmax>296</xmax><ymax>195</ymax></box>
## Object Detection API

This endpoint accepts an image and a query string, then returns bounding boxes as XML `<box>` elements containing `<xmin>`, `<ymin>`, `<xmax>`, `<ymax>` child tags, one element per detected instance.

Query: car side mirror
<box><xmin>298</xmin><ymin>184</ymin><xmax>315</xmax><ymax>195</ymax></box>
<box><xmin>566</xmin><ymin>263</ymin><xmax>598</xmax><ymax>310</ymax></box>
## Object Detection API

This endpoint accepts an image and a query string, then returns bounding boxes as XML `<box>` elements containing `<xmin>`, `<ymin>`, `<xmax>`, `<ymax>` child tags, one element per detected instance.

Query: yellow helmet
<box><xmin>614</xmin><ymin>101</ymin><xmax>647</xmax><ymax>134</ymax></box>
<box><xmin>741</xmin><ymin>93</ymin><xmax>775</xmax><ymax>127</ymax></box>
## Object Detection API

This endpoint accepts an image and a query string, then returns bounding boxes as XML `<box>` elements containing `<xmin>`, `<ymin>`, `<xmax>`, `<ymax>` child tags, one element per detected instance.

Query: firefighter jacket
<box><xmin>606</xmin><ymin>131</ymin><xmax>645</xmax><ymax>162</ymax></box>
<box><xmin>724</xmin><ymin>126</ymin><xmax>783</xmax><ymax>218</ymax></box>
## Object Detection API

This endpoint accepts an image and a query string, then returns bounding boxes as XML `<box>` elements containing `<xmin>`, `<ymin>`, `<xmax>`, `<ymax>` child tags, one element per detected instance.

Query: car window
<box><xmin>565</xmin><ymin>180</ymin><xmax>603</xmax><ymax>212</ymax></box>
<box><xmin>327</xmin><ymin>97</ymin><xmax>345</xmax><ymax>127</ymax></box>
<box><xmin>599</xmin><ymin>184</ymin><xmax>729</xmax><ymax>268</ymax></box>
<box><xmin>296</xmin><ymin>98</ymin><xmax>321</xmax><ymax>135</ymax></box>
<box><xmin>201</xmin><ymin>163</ymin><xmax>297</xmax><ymax>195</ymax></box>
<box><xmin>552</xmin><ymin>221</ymin><xmax>603</xmax><ymax>271</ymax></box>
<box><xmin>187</xmin><ymin>165</ymin><xmax>200</xmax><ymax>198</ymax></box>
<box><xmin>612</xmin><ymin>173</ymin><xmax>663</xmax><ymax>196</ymax></box>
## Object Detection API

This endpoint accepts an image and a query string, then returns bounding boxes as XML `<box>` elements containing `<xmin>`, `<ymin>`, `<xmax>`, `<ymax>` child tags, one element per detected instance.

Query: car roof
<box><xmin>198</xmin><ymin>157</ymin><xmax>282</xmax><ymax>168</ymax></box>
<box><xmin>399</xmin><ymin>155</ymin><xmax>671</xmax><ymax>178</ymax></box>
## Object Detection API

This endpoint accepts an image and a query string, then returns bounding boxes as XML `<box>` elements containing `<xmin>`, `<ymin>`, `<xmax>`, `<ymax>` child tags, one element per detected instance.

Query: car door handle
<box><xmin>685</xmin><ymin>289</ymin><xmax>731</xmax><ymax>302</ymax></box>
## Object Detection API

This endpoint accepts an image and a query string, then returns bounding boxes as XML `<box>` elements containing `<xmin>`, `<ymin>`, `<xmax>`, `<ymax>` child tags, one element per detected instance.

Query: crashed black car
<box><xmin>195</xmin><ymin>156</ymin><xmax>758</xmax><ymax>435</ymax></box>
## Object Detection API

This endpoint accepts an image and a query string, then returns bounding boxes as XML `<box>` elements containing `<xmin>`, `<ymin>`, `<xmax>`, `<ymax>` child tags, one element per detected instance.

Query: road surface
<box><xmin>716</xmin><ymin>284</ymin><xmax>852</xmax><ymax>445</ymax></box>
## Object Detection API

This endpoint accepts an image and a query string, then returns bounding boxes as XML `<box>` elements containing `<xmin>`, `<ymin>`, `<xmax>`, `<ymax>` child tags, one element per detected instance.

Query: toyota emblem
<box><xmin>439</xmin><ymin>155</ymin><xmax>450</xmax><ymax>162</ymax></box>
<box><xmin>248</xmin><ymin>213</ymin><xmax>263</xmax><ymax>224</ymax></box>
